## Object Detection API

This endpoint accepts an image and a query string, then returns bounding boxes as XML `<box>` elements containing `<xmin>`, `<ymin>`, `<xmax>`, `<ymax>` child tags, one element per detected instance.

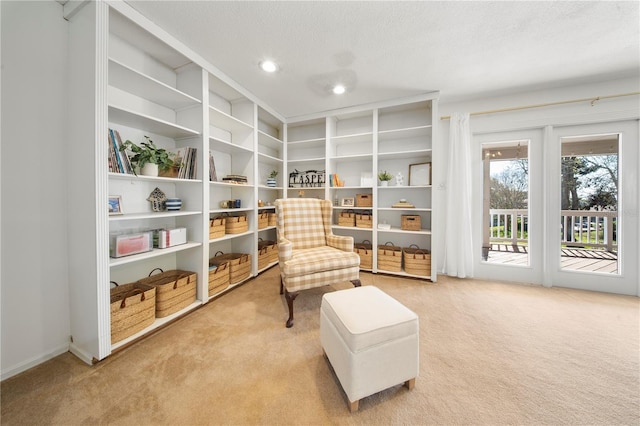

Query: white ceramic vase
<box><xmin>141</xmin><ymin>163</ymin><xmax>159</xmax><ymax>177</ymax></box>
<box><xmin>380</xmin><ymin>181</ymin><xmax>389</xmax><ymax>187</ymax></box>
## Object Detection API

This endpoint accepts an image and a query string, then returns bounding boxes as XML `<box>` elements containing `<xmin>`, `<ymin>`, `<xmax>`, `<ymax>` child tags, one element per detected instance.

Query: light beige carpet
<box><xmin>2</xmin><ymin>267</ymin><xmax>639</xmax><ymax>425</ymax></box>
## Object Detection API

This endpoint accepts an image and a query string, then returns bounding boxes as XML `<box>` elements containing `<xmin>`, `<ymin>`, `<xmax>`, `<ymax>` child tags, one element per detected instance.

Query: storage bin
<box><xmin>258</xmin><ymin>246</ymin><xmax>270</xmax><ymax>270</ymax></box>
<box><xmin>209</xmin><ymin>216</ymin><xmax>226</xmax><ymax>239</ymax></box>
<box><xmin>401</xmin><ymin>215</ymin><xmax>421</xmax><ymax>231</ymax></box>
<box><xmin>338</xmin><ymin>210</ymin><xmax>356</xmax><ymax>227</ymax></box>
<box><xmin>208</xmin><ymin>262</ymin><xmax>230</xmax><ymax>296</ymax></box>
<box><xmin>258</xmin><ymin>212</ymin><xmax>269</xmax><ymax>229</ymax></box>
<box><xmin>210</xmin><ymin>251</ymin><xmax>251</xmax><ymax>284</ymax></box>
<box><xmin>110</xmin><ymin>282</ymin><xmax>156</xmax><ymax>344</ymax></box>
<box><xmin>268</xmin><ymin>212</ymin><xmax>277</xmax><ymax>227</ymax></box>
<box><xmin>356</xmin><ymin>211</ymin><xmax>373</xmax><ymax>228</ymax></box>
<box><xmin>136</xmin><ymin>268</ymin><xmax>197</xmax><ymax>318</ymax></box>
<box><xmin>403</xmin><ymin>245</ymin><xmax>431</xmax><ymax>276</ymax></box>
<box><xmin>258</xmin><ymin>239</ymin><xmax>278</xmax><ymax>264</ymax></box>
<box><xmin>224</xmin><ymin>214</ymin><xmax>248</xmax><ymax>234</ymax></box>
<box><xmin>354</xmin><ymin>240</ymin><xmax>373</xmax><ymax>270</ymax></box>
<box><xmin>377</xmin><ymin>242</ymin><xmax>402</xmax><ymax>272</ymax></box>
<box><xmin>109</xmin><ymin>231</ymin><xmax>153</xmax><ymax>258</ymax></box>
<box><xmin>355</xmin><ymin>194</ymin><xmax>373</xmax><ymax>207</ymax></box>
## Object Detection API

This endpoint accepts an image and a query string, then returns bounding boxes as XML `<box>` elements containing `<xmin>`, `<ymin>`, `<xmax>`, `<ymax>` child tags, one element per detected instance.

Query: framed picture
<box><xmin>409</xmin><ymin>162</ymin><xmax>431</xmax><ymax>186</ymax></box>
<box><xmin>340</xmin><ymin>197</ymin><xmax>355</xmax><ymax>207</ymax></box>
<box><xmin>108</xmin><ymin>195</ymin><xmax>123</xmax><ymax>215</ymax></box>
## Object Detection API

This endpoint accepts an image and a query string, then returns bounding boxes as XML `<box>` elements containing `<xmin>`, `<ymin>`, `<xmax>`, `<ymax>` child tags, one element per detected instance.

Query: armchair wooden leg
<box><xmin>284</xmin><ymin>289</ymin><xmax>298</xmax><ymax>328</ymax></box>
<box><xmin>351</xmin><ymin>279</ymin><xmax>361</xmax><ymax>287</ymax></box>
<box><xmin>279</xmin><ymin>277</ymin><xmax>284</xmax><ymax>295</ymax></box>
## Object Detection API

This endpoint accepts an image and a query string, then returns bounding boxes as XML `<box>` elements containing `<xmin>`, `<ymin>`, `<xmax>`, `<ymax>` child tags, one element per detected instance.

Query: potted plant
<box><xmin>120</xmin><ymin>136</ymin><xmax>175</xmax><ymax>177</ymax></box>
<box><xmin>378</xmin><ymin>170</ymin><xmax>392</xmax><ymax>186</ymax></box>
<box><xmin>267</xmin><ymin>170</ymin><xmax>278</xmax><ymax>187</ymax></box>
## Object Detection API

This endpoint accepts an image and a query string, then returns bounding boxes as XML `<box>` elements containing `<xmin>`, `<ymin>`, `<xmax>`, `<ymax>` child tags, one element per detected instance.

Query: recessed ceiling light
<box><xmin>260</xmin><ymin>60</ymin><xmax>278</xmax><ymax>73</ymax></box>
<box><xmin>332</xmin><ymin>84</ymin><xmax>346</xmax><ymax>95</ymax></box>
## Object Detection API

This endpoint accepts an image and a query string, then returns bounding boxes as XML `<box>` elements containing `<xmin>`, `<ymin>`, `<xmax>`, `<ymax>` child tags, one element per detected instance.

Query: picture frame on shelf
<box><xmin>409</xmin><ymin>162</ymin><xmax>431</xmax><ymax>186</ymax></box>
<box><xmin>108</xmin><ymin>195</ymin><xmax>123</xmax><ymax>215</ymax></box>
<box><xmin>341</xmin><ymin>197</ymin><xmax>355</xmax><ymax>207</ymax></box>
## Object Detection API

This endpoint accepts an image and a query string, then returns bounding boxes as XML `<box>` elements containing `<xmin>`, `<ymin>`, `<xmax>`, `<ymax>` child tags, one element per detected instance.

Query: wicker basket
<box><xmin>210</xmin><ymin>251</ymin><xmax>251</xmax><ymax>284</ymax></box>
<box><xmin>355</xmin><ymin>194</ymin><xmax>373</xmax><ymax>207</ymax></box>
<box><xmin>354</xmin><ymin>240</ymin><xmax>373</xmax><ymax>270</ymax></box>
<box><xmin>136</xmin><ymin>268</ymin><xmax>197</xmax><ymax>318</ymax></box>
<box><xmin>268</xmin><ymin>212</ymin><xmax>277</xmax><ymax>227</ymax></box>
<box><xmin>403</xmin><ymin>245</ymin><xmax>431</xmax><ymax>276</ymax></box>
<box><xmin>258</xmin><ymin>246</ymin><xmax>270</xmax><ymax>270</ymax></box>
<box><xmin>209</xmin><ymin>216</ymin><xmax>226</xmax><ymax>239</ymax></box>
<box><xmin>401</xmin><ymin>215</ymin><xmax>421</xmax><ymax>231</ymax></box>
<box><xmin>338</xmin><ymin>210</ymin><xmax>356</xmax><ymax>227</ymax></box>
<box><xmin>377</xmin><ymin>242</ymin><xmax>402</xmax><ymax>272</ymax></box>
<box><xmin>224</xmin><ymin>214</ymin><xmax>248</xmax><ymax>234</ymax></box>
<box><xmin>110</xmin><ymin>282</ymin><xmax>156</xmax><ymax>344</ymax></box>
<box><xmin>258</xmin><ymin>239</ymin><xmax>278</xmax><ymax>264</ymax></box>
<box><xmin>356</xmin><ymin>211</ymin><xmax>373</xmax><ymax>228</ymax></box>
<box><xmin>258</xmin><ymin>212</ymin><xmax>269</xmax><ymax>229</ymax></box>
<box><xmin>208</xmin><ymin>262</ymin><xmax>230</xmax><ymax>296</ymax></box>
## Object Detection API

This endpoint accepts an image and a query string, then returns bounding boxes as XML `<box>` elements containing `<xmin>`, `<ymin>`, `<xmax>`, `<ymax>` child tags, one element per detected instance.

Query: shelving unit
<box><xmin>285</xmin><ymin>97</ymin><xmax>437</xmax><ymax>282</ymax></box>
<box><xmin>66</xmin><ymin>0</ymin><xmax>436</xmax><ymax>366</ymax></box>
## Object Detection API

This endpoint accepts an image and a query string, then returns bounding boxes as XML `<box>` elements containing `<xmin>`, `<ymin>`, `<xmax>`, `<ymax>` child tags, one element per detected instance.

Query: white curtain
<box><xmin>442</xmin><ymin>112</ymin><xmax>474</xmax><ymax>278</ymax></box>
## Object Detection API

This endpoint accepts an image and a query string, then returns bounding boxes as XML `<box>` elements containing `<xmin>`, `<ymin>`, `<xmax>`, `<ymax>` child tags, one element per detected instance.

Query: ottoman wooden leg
<box><xmin>349</xmin><ymin>399</ymin><xmax>359</xmax><ymax>412</ymax></box>
<box><xmin>405</xmin><ymin>378</ymin><xmax>416</xmax><ymax>390</ymax></box>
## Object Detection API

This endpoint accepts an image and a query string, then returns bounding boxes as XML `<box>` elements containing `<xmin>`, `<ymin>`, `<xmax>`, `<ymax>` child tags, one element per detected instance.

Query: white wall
<box><xmin>1</xmin><ymin>1</ymin><xmax>70</xmax><ymax>379</ymax></box>
<box><xmin>435</xmin><ymin>77</ymin><xmax>640</xmax><ymax>284</ymax></box>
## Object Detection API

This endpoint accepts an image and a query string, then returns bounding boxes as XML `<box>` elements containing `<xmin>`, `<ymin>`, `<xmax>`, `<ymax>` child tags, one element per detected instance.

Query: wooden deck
<box><xmin>486</xmin><ymin>244</ymin><xmax>618</xmax><ymax>273</ymax></box>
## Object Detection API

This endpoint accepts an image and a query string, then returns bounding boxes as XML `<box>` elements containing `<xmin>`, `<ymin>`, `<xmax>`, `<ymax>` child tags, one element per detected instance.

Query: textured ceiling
<box><xmin>125</xmin><ymin>1</ymin><xmax>639</xmax><ymax>119</ymax></box>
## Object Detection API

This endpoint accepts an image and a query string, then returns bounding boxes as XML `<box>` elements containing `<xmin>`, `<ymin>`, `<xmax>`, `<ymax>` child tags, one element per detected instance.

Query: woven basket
<box><xmin>356</xmin><ymin>211</ymin><xmax>373</xmax><ymax>228</ymax></box>
<box><xmin>258</xmin><ymin>246</ymin><xmax>270</xmax><ymax>270</ymax></box>
<box><xmin>354</xmin><ymin>240</ymin><xmax>373</xmax><ymax>270</ymax></box>
<box><xmin>355</xmin><ymin>193</ymin><xmax>372</xmax><ymax>207</ymax></box>
<box><xmin>136</xmin><ymin>268</ymin><xmax>197</xmax><ymax>318</ymax></box>
<box><xmin>257</xmin><ymin>212</ymin><xmax>269</xmax><ymax>229</ymax></box>
<box><xmin>208</xmin><ymin>262</ymin><xmax>230</xmax><ymax>296</ymax></box>
<box><xmin>210</xmin><ymin>251</ymin><xmax>251</xmax><ymax>284</ymax></box>
<box><xmin>377</xmin><ymin>242</ymin><xmax>402</xmax><ymax>272</ymax></box>
<box><xmin>403</xmin><ymin>245</ymin><xmax>431</xmax><ymax>276</ymax></box>
<box><xmin>258</xmin><ymin>239</ymin><xmax>278</xmax><ymax>264</ymax></box>
<box><xmin>401</xmin><ymin>215</ymin><xmax>421</xmax><ymax>231</ymax></box>
<box><xmin>110</xmin><ymin>282</ymin><xmax>156</xmax><ymax>344</ymax></box>
<box><xmin>338</xmin><ymin>210</ymin><xmax>356</xmax><ymax>227</ymax></box>
<box><xmin>267</xmin><ymin>212</ymin><xmax>276</xmax><ymax>227</ymax></box>
<box><xmin>209</xmin><ymin>216</ymin><xmax>226</xmax><ymax>239</ymax></box>
<box><xmin>224</xmin><ymin>214</ymin><xmax>248</xmax><ymax>234</ymax></box>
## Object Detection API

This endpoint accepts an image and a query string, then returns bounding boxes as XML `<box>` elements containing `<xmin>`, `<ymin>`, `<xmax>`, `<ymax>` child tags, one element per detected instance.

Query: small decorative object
<box><xmin>108</xmin><ymin>195</ymin><xmax>123</xmax><ymax>215</ymax></box>
<box><xmin>378</xmin><ymin>170</ymin><xmax>392</xmax><ymax>187</ymax></box>
<box><xmin>396</xmin><ymin>172</ymin><xmax>404</xmax><ymax>186</ymax></box>
<box><xmin>233</xmin><ymin>199</ymin><xmax>241</xmax><ymax>208</ymax></box>
<box><xmin>267</xmin><ymin>170</ymin><xmax>278</xmax><ymax>187</ymax></box>
<box><xmin>147</xmin><ymin>187</ymin><xmax>167</xmax><ymax>212</ymax></box>
<box><xmin>392</xmin><ymin>199</ymin><xmax>415</xmax><ymax>208</ymax></box>
<box><xmin>258</xmin><ymin>199</ymin><xmax>264</xmax><ymax>207</ymax></box>
<box><xmin>165</xmin><ymin>198</ymin><xmax>182</xmax><ymax>211</ymax></box>
<box><xmin>119</xmin><ymin>136</ymin><xmax>175</xmax><ymax>177</ymax></box>
<box><xmin>298</xmin><ymin>190</ymin><xmax>305</xmax><ymax>198</ymax></box>
<box><xmin>409</xmin><ymin>162</ymin><xmax>432</xmax><ymax>186</ymax></box>
<box><xmin>341</xmin><ymin>197</ymin><xmax>355</xmax><ymax>207</ymax></box>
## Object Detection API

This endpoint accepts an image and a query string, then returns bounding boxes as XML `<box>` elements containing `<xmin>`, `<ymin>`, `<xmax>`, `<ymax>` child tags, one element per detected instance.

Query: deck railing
<box><xmin>489</xmin><ymin>209</ymin><xmax>617</xmax><ymax>252</ymax></box>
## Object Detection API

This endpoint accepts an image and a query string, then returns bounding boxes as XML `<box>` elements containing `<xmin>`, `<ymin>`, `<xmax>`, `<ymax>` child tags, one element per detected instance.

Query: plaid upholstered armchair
<box><xmin>275</xmin><ymin>198</ymin><xmax>361</xmax><ymax>327</ymax></box>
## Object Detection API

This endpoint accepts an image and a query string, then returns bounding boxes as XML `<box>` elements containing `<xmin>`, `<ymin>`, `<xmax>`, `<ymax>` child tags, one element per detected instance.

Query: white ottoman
<box><xmin>320</xmin><ymin>285</ymin><xmax>419</xmax><ymax>412</ymax></box>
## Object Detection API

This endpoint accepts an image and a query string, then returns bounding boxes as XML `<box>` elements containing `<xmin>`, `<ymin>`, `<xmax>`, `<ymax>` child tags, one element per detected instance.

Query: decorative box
<box><xmin>109</xmin><ymin>231</ymin><xmax>153</xmax><ymax>258</ymax></box>
<box><xmin>155</xmin><ymin>227</ymin><xmax>187</xmax><ymax>249</ymax></box>
<box><xmin>355</xmin><ymin>194</ymin><xmax>372</xmax><ymax>207</ymax></box>
<box><xmin>401</xmin><ymin>215</ymin><xmax>421</xmax><ymax>231</ymax></box>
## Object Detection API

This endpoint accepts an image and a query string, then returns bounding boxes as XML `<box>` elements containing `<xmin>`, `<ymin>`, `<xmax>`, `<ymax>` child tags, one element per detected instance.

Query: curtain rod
<box><xmin>439</xmin><ymin>92</ymin><xmax>640</xmax><ymax>120</ymax></box>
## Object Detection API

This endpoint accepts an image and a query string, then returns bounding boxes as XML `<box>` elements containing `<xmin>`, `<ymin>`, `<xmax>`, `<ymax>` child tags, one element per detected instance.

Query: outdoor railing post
<box><xmin>606</xmin><ymin>215</ymin><xmax>614</xmax><ymax>252</ymax></box>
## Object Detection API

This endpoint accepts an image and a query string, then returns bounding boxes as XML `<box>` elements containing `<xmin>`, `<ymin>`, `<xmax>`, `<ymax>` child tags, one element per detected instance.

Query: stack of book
<box><xmin>222</xmin><ymin>174</ymin><xmax>248</xmax><ymax>184</ymax></box>
<box><xmin>172</xmin><ymin>147</ymin><xmax>197</xmax><ymax>180</ymax></box>
<box><xmin>107</xmin><ymin>129</ymin><xmax>133</xmax><ymax>174</ymax></box>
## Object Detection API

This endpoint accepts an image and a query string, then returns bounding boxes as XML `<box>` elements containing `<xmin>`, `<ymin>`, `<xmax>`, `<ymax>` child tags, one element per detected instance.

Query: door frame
<box><xmin>473</xmin><ymin>128</ymin><xmax>544</xmax><ymax>284</ymax></box>
<box><xmin>545</xmin><ymin>120</ymin><xmax>639</xmax><ymax>296</ymax></box>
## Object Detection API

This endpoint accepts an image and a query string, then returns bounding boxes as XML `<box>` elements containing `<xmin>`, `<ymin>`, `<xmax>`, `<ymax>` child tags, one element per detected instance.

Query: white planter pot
<box><xmin>380</xmin><ymin>181</ymin><xmax>389</xmax><ymax>187</ymax></box>
<box><xmin>141</xmin><ymin>163</ymin><xmax>159</xmax><ymax>177</ymax></box>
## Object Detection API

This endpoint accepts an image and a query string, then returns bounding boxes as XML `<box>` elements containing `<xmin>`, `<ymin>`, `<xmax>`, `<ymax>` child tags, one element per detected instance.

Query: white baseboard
<box><xmin>1</xmin><ymin>343</ymin><xmax>69</xmax><ymax>381</ymax></box>
<box><xmin>68</xmin><ymin>343</ymin><xmax>95</xmax><ymax>366</ymax></box>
